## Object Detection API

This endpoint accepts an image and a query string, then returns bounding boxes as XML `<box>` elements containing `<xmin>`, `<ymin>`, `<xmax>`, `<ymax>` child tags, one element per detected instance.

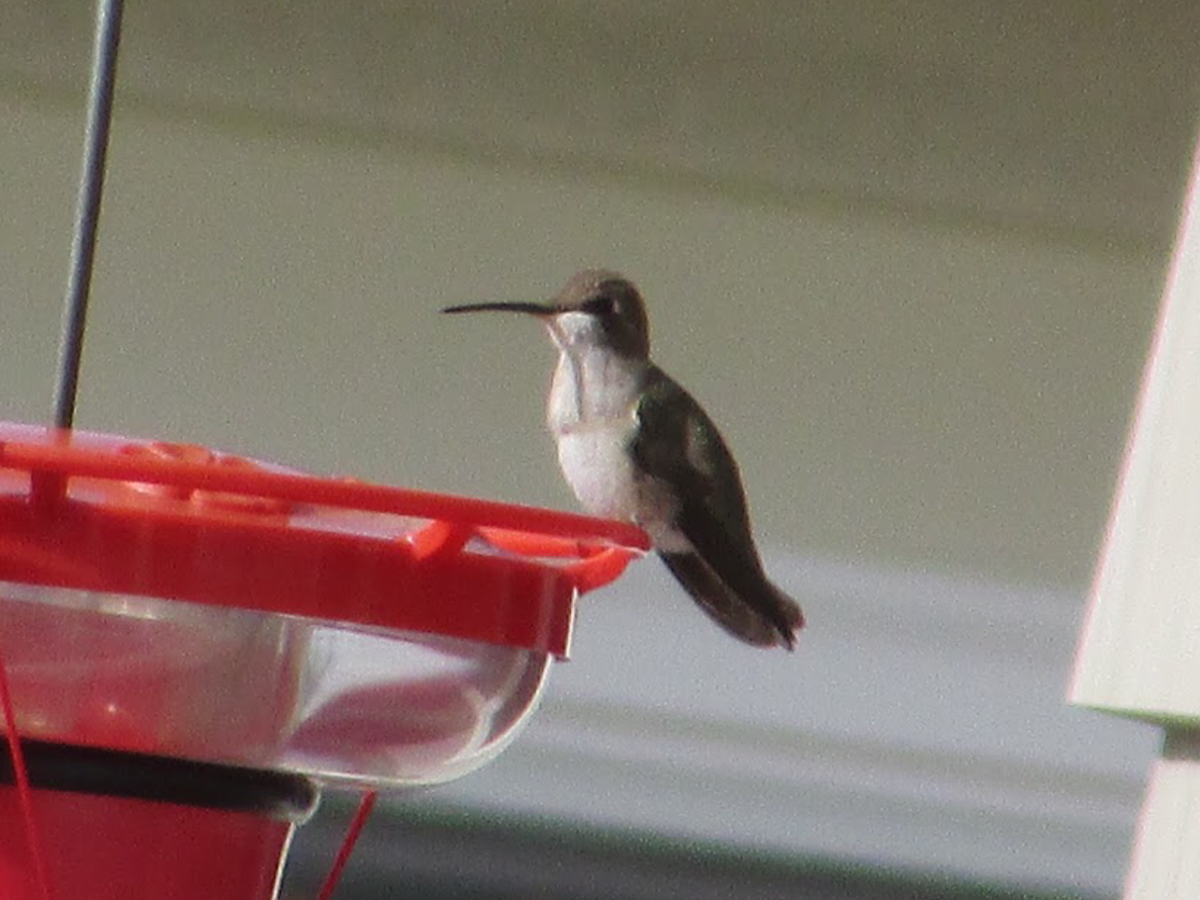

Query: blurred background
<box><xmin>2</xmin><ymin>1</ymin><xmax>1199</xmax><ymax>897</ymax></box>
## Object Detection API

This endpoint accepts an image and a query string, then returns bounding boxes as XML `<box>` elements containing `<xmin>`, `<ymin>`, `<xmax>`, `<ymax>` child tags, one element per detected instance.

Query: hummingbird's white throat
<box><xmin>547</xmin><ymin>311</ymin><xmax>603</xmax><ymax>352</ymax></box>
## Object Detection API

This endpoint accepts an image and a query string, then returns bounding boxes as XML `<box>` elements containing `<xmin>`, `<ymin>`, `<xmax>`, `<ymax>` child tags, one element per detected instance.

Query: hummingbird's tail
<box><xmin>660</xmin><ymin>551</ymin><xmax>804</xmax><ymax>650</ymax></box>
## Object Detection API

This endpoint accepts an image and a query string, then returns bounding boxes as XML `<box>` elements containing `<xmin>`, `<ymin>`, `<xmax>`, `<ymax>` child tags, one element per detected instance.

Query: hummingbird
<box><xmin>443</xmin><ymin>269</ymin><xmax>803</xmax><ymax>649</ymax></box>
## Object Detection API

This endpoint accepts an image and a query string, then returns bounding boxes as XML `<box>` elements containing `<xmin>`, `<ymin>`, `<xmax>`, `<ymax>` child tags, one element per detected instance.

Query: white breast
<box><xmin>556</xmin><ymin>419</ymin><xmax>639</xmax><ymax>519</ymax></box>
<box><xmin>545</xmin><ymin>347</ymin><xmax>685</xmax><ymax>546</ymax></box>
<box><xmin>559</xmin><ymin>425</ymin><xmax>686</xmax><ymax>549</ymax></box>
<box><xmin>546</xmin><ymin>345</ymin><xmax>644</xmax><ymax>521</ymax></box>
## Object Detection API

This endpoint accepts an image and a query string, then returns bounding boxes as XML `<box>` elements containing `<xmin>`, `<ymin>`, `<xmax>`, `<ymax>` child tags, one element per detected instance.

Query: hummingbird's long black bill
<box><xmin>441</xmin><ymin>301</ymin><xmax>555</xmax><ymax>316</ymax></box>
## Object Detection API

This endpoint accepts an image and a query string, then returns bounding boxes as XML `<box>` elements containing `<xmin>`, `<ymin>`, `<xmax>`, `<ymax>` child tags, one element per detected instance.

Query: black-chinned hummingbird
<box><xmin>444</xmin><ymin>269</ymin><xmax>804</xmax><ymax>649</ymax></box>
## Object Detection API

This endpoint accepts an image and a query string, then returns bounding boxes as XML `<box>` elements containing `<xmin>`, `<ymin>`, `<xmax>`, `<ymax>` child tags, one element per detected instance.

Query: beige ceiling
<box><xmin>5</xmin><ymin>0</ymin><xmax>1198</xmax><ymax>246</ymax></box>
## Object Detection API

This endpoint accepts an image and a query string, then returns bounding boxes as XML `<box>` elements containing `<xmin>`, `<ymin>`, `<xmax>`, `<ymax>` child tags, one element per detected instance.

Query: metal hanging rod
<box><xmin>54</xmin><ymin>0</ymin><xmax>125</xmax><ymax>429</ymax></box>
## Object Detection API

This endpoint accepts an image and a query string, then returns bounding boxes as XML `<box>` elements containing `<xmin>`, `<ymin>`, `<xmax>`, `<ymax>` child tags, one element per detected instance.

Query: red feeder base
<box><xmin>0</xmin><ymin>791</ymin><xmax>289</xmax><ymax>900</ymax></box>
<box><xmin>0</xmin><ymin>742</ymin><xmax>317</xmax><ymax>900</ymax></box>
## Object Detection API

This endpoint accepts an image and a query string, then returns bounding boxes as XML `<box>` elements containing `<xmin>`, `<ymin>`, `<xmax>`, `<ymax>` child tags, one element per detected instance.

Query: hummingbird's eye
<box><xmin>583</xmin><ymin>294</ymin><xmax>616</xmax><ymax>316</ymax></box>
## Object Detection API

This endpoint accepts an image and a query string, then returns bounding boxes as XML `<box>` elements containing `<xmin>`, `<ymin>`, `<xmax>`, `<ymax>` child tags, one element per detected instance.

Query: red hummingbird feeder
<box><xmin>0</xmin><ymin>425</ymin><xmax>646</xmax><ymax>900</ymax></box>
<box><xmin>1</xmin><ymin>2</ymin><xmax>649</xmax><ymax>898</ymax></box>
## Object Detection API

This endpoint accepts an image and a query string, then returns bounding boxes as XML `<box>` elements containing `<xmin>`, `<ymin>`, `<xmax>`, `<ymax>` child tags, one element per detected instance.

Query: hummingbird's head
<box><xmin>443</xmin><ymin>269</ymin><xmax>651</xmax><ymax>361</ymax></box>
<box><xmin>549</xmin><ymin>269</ymin><xmax>650</xmax><ymax>359</ymax></box>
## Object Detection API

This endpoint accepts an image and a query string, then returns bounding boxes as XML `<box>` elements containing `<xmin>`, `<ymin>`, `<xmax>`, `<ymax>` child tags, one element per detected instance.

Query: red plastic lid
<box><xmin>0</xmin><ymin>423</ymin><xmax>649</xmax><ymax>658</ymax></box>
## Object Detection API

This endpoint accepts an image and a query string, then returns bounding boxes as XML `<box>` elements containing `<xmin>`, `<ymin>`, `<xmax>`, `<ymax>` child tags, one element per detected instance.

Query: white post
<box><xmin>1070</xmin><ymin>133</ymin><xmax>1200</xmax><ymax>899</ymax></box>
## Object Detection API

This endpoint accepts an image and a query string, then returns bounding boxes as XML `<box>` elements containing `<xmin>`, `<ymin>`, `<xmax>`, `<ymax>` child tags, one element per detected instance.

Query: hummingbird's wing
<box><xmin>632</xmin><ymin>367</ymin><xmax>803</xmax><ymax>648</ymax></box>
